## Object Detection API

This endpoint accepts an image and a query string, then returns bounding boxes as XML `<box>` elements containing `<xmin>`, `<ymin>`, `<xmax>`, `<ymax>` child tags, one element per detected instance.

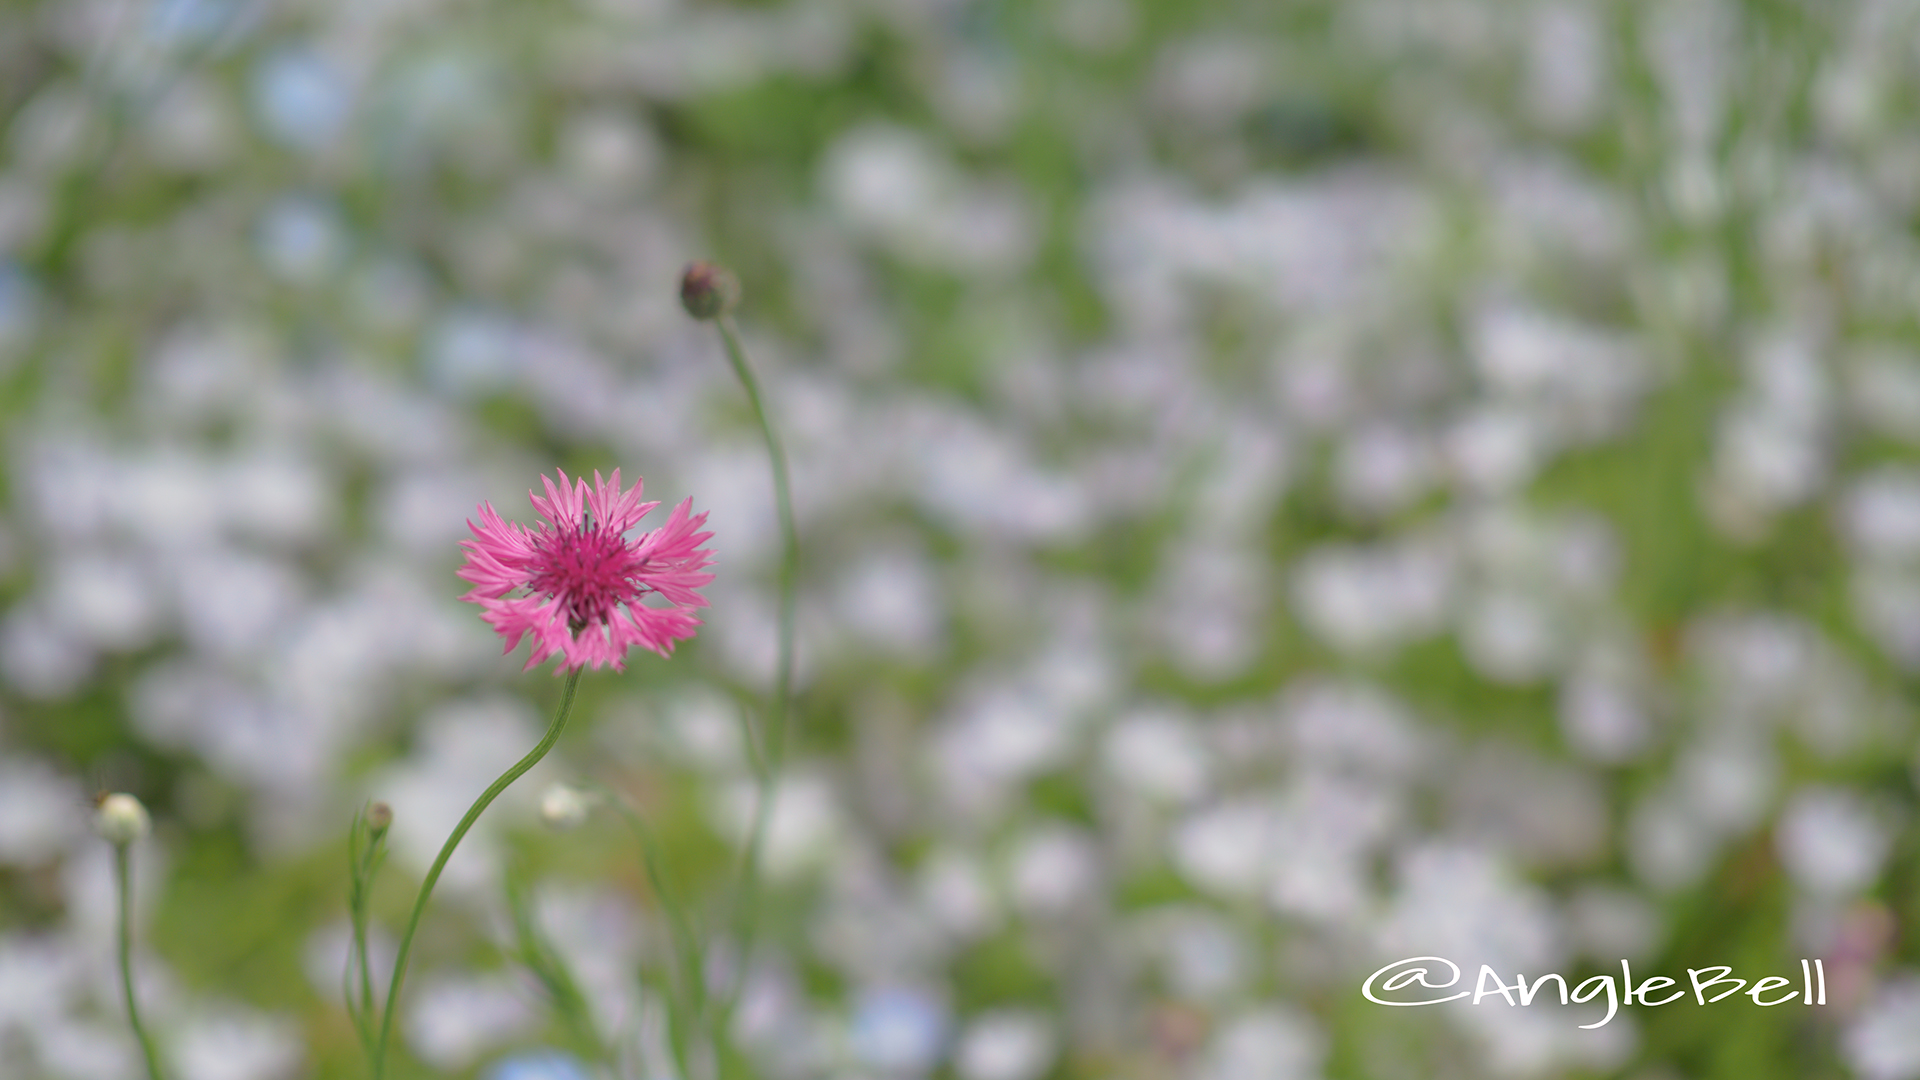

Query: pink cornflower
<box><xmin>459</xmin><ymin>469</ymin><xmax>714</xmax><ymax>672</ymax></box>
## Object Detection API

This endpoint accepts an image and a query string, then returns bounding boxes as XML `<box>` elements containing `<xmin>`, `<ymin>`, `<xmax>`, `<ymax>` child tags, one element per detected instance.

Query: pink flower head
<box><xmin>458</xmin><ymin>469</ymin><xmax>714</xmax><ymax>672</ymax></box>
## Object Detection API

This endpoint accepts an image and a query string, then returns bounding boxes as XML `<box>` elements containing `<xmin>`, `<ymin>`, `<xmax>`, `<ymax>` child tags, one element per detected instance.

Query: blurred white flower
<box><xmin>1628</xmin><ymin>788</ymin><xmax>1719</xmax><ymax>891</ymax></box>
<box><xmin>0</xmin><ymin>604</ymin><xmax>92</xmax><ymax>700</ymax></box>
<box><xmin>1150</xmin><ymin>36</ymin><xmax>1267</xmax><ymax>126</ymax></box>
<box><xmin>404</xmin><ymin>976</ymin><xmax>536</xmax><ymax>1071</ymax></box>
<box><xmin>650</xmin><ymin>689</ymin><xmax>747</xmax><ymax>772</ymax></box>
<box><xmin>143</xmin><ymin>76</ymin><xmax>234</xmax><ymax>171</ymax></box>
<box><xmin>1291</xmin><ymin>538</ymin><xmax>1454</xmax><ymax>655</ymax></box>
<box><xmin>836</xmin><ymin>548</ymin><xmax>944</xmax><ymax>659</ymax></box>
<box><xmin>173</xmin><ymin>550</ymin><xmax>307</xmax><ymax>660</ymax></box>
<box><xmin>1282</xmin><ymin>679</ymin><xmax>1428</xmax><ymax>778</ymax></box>
<box><xmin>303</xmin><ymin>921</ymin><xmax>393</xmax><ymax>1002</ymax></box>
<box><xmin>1005</xmin><ymin>824</ymin><xmax>1099</xmax><ymax>916</ymax></box>
<box><xmin>1446</xmin><ymin>407</ymin><xmax>1542</xmax><ymax>494</ymax></box>
<box><xmin>377</xmin><ymin>467</ymin><xmax>489</xmax><ymax>554</ymax></box>
<box><xmin>1196</xmin><ymin>1006</ymin><xmax>1323</xmax><ymax>1080</ymax></box>
<box><xmin>1446</xmin><ymin>745</ymin><xmax>1606</xmax><ymax>870</ymax></box>
<box><xmin>1846</xmin><ymin>976</ymin><xmax>1920</xmax><ymax>1080</ymax></box>
<box><xmin>1525</xmin><ymin>3</ymin><xmax>1608</xmax><ymax>130</ymax></box>
<box><xmin>1677</xmin><ymin>736</ymin><xmax>1776</xmax><ymax>833</ymax></box>
<box><xmin>954</xmin><ymin>1010</ymin><xmax>1055</xmax><ymax>1080</ymax></box>
<box><xmin>170</xmin><ymin>1008</ymin><xmax>304</xmax><ymax>1080</ymax></box>
<box><xmin>1102</xmin><ymin>708</ymin><xmax>1211</xmax><ymax>804</ymax></box>
<box><xmin>224</xmin><ymin>453</ymin><xmax>331</xmax><ymax>544</ymax></box>
<box><xmin>915</xmin><ymin>848</ymin><xmax>999</xmax><ymax>939</ymax></box>
<box><xmin>1140</xmin><ymin>908</ymin><xmax>1248</xmax><ymax>1000</ymax></box>
<box><xmin>933</xmin><ymin>686</ymin><xmax>1079</xmax><ymax>809</ymax></box>
<box><xmin>1712</xmin><ymin>405</ymin><xmax>1826</xmax><ymax>517</ymax></box>
<box><xmin>1335</xmin><ymin>424</ymin><xmax>1433</xmax><ymax>518</ymax></box>
<box><xmin>1156</xmin><ymin>537</ymin><xmax>1267</xmax><ymax>679</ymax></box>
<box><xmin>1842</xmin><ymin>469</ymin><xmax>1920</xmax><ymax>561</ymax></box>
<box><xmin>560</xmin><ymin>110</ymin><xmax>659</xmax><ymax>191</ymax></box>
<box><xmin>1459</xmin><ymin>589</ymin><xmax>1566</xmax><ymax>684</ymax></box>
<box><xmin>34</xmin><ymin>1020</ymin><xmax>139</xmax><ymax>1077</ymax></box>
<box><xmin>824</xmin><ymin>125</ymin><xmax>1036</xmax><ymax>274</ymax></box>
<box><xmin>1375</xmin><ymin>842</ymin><xmax>1565</xmax><ymax>978</ymax></box>
<box><xmin>711</xmin><ymin>771</ymin><xmax>843</xmax><ymax>880</ymax></box>
<box><xmin>911</xmin><ymin>411</ymin><xmax>1091</xmax><ymax>544</ymax></box>
<box><xmin>1558</xmin><ymin>654</ymin><xmax>1653</xmax><ymax>764</ymax></box>
<box><xmin>0</xmin><ymin>934</ymin><xmax>84</xmax><ymax>1032</ymax></box>
<box><xmin>1172</xmin><ymin>798</ymin><xmax>1273</xmax><ymax>899</ymax></box>
<box><xmin>1267</xmin><ymin>773</ymin><xmax>1399</xmax><ymax>920</ymax></box>
<box><xmin>0</xmin><ymin>760</ymin><xmax>86</xmax><ymax>865</ymax></box>
<box><xmin>1469</xmin><ymin>303</ymin><xmax>1644</xmax><ymax>431</ymax></box>
<box><xmin>1777</xmin><ymin>787</ymin><xmax>1893</xmax><ymax>897</ymax></box>
<box><xmin>47</xmin><ymin>549</ymin><xmax>159</xmax><ymax>651</ymax></box>
<box><xmin>125</xmin><ymin>450</ymin><xmax>226</xmax><ymax>546</ymax></box>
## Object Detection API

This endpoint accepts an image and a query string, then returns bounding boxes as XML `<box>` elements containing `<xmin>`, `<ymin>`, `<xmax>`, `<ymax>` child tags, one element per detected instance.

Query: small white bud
<box><xmin>95</xmin><ymin>793</ymin><xmax>151</xmax><ymax>846</ymax></box>
<box><xmin>539</xmin><ymin>784</ymin><xmax>590</xmax><ymax>831</ymax></box>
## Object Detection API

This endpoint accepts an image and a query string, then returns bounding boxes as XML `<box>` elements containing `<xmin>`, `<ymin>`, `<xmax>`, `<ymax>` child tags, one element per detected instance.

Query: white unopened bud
<box><xmin>95</xmin><ymin>793</ymin><xmax>151</xmax><ymax>846</ymax></box>
<box><xmin>539</xmin><ymin>784</ymin><xmax>590</xmax><ymax>831</ymax></box>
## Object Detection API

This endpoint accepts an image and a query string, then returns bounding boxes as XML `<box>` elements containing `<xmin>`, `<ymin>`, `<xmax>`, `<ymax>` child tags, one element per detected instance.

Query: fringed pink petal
<box><xmin>461</xmin><ymin>469</ymin><xmax>713</xmax><ymax>673</ymax></box>
<box><xmin>633</xmin><ymin>499</ymin><xmax>717</xmax><ymax>607</ymax></box>
<box><xmin>613</xmin><ymin>602</ymin><xmax>703</xmax><ymax>658</ymax></box>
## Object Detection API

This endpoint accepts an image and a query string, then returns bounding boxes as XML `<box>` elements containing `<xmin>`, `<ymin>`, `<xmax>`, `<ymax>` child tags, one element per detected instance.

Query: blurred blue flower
<box><xmin>484</xmin><ymin>1050</ymin><xmax>592</xmax><ymax>1080</ymax></box>
<box><xmin>0</xmin><ymin>263</ymin><xmax>39</xmax><ymax>349</ymax></box>
<box><xmin>146</xmin><ymin>0</ymin><xmax>243</xmax><ymax>48</ymax></box>
<box><xmin>850</xmin><ymin>986</ymin><xmax>948</xmax><ymax>1074</ymax></box>
<box><xmin>425</xmin><ymin>307</ymin><xmax>521</xmax><ymax>397</ymax></box>
<box><xmin>256</xmin><ymin>196</ymin><xmax>346</xmax><ymax>282</ymax></box>
<box><xmin>252</xmin><ymin>47</ymin><xmax>350</xmax><ymax>149</ymax></box>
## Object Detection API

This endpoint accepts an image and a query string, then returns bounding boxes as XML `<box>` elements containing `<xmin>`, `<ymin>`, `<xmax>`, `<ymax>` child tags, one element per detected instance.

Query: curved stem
<box><xmin>115</xmin><ymin>844</ymin><xmax>165</xmax><ymax>1080</ymax></box>
<box><xmin>712</xmin><ymin>316</ymin><xmax>798</xmax><ymax>1035</ymax></box>
<box><xmin>371</xmin><ymin>668</ymin><xmax>583</xmax><ymax>1079</ymax></box>
<box><xmin>716</xmin><ymin>315</ymin><xmax>798</xmax><ymax>769</ymax></box>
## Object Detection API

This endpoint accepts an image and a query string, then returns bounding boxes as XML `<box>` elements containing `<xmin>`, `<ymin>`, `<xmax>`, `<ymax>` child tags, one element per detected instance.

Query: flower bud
<box><xmin>366</xmin><ymin>801</ymin><xmax>393</xmax><ymax>835</ymax></box>
<box><xmin>95</xmin><ymin>793</ymin><xmax>151</xmax><ymax>846</ymax></box>
<box><xmin>539</xmin><ymin>784</ymin><xmax>590</xmax><ymax>831</ymax></box>
<box><xmin>679</xmin><ymin>261</ymin><xmax>739</xmax><ymax>321</ymax></box>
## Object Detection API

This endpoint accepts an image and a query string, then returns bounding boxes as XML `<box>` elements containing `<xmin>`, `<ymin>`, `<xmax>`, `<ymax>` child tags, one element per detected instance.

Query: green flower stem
<box><xmin>346</xmin><ymin>809</ymin><xmax>387</xmax><ymax>1063</ymax></box>
<box><xmin>712</xmin><ymin>315</ymin><xmax>798</xmax><ymax>1034</ymax></box>
<box><xmin>715</xmin><ymin>314</ymin><xmax>798</xmax><ymax>772</ymax></box>
<box><xmin>593</xmin><ymin>789</ymin><xmax>708</xmax><ymax>1078</ymax></box>
<box><xmin>114</xmin><ymin>843</ymin><xmax>165</xmax><ymax>1080</ymax></box>
<box><xmin>503</xmin><ymin>869</ymin><xmax>609</xmax><ymax>1066</ymax></box>
<box><xmin>372</xmin><ymin>668</ymin><xmax>583</xmax><ymax>1080</ymax></box>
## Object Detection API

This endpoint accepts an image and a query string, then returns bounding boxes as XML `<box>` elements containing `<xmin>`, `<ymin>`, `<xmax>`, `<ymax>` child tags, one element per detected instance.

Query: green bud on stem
<box><xmin>679</xmin><ymin>260</ymin><xmax>740</xmax><ymax>320</ymax></box>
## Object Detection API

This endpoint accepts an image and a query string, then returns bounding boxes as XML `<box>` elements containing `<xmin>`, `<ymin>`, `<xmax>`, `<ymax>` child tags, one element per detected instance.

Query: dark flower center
<box><xmin>527</xmin><ymin>523</ymin><xmax>649</xmax><ymax>629</ymax></box>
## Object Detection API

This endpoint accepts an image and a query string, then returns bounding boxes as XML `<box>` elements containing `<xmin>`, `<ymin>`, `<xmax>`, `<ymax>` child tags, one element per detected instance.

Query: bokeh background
<box><xmin>1</xmin><ymin>0</ymin><xmax>1918</xmax><ymax>1077</ymax></box>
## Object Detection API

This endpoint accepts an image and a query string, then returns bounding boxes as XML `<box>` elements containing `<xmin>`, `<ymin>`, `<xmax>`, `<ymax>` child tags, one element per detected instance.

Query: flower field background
<box><xmin>1</xmin><ymin>0</ymin><xmax>1918</xmax><ymax>1077</ymax></box>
